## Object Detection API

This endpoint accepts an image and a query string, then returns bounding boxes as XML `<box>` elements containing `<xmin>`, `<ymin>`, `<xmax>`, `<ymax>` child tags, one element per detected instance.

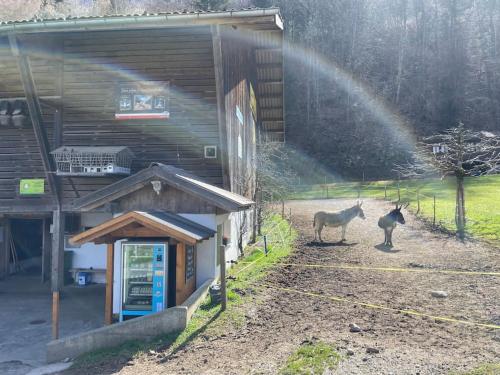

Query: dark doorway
<box><xmin>9</xmin><ymin>219</ymin><xmax>43</xmax><ymax>275</ymax></box>
<box><xmin>167</xmin><ymin>244</ymin><xmax>177</xmax><ymax>308</ymax></box>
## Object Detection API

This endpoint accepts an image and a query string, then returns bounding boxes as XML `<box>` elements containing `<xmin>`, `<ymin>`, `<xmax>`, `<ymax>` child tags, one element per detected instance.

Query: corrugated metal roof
<box><xmin>51</xmin><ymin>146</ymin><xmax>133</xmax><ymax>154</ymax></box>
<box><xmin>0</xmin><ymin>7</ymin><xmax>281</xmax><ymax>31</ymax></box>
<box><xmin>139</xmin><ymin>211</ymin><xmax>216</xmax><ymax>241</ymax></box>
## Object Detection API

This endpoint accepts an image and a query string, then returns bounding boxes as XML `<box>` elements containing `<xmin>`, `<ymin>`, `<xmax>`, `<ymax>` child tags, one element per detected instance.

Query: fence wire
<box><xmin>290</xmin><ymin>181</ymin><xmax>499</xmax><ymax>244</ymax></box>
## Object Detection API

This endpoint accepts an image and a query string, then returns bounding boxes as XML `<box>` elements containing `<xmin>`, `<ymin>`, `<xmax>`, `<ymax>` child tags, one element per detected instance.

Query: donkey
<box><xmin>313</xmin><ymin>202</ymin><xmax>366</xmax><ymax>242</ymax></box>
<box><xmin>378</xmin><ymin>203</ymin><xmax>408</xmax><ymax>247</ymax></box>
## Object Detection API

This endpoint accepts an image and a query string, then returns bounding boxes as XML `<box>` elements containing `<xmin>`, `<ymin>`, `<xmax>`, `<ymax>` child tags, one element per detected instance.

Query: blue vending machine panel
<box><xmin>120</xmin><ymin>243</ymin><xmax>167</xmax><ymax>321</ymax></box>
<box><xmin>152</xmin><ymin>244</ymin><xmax>165</xmax><ymax>313</ymax></box>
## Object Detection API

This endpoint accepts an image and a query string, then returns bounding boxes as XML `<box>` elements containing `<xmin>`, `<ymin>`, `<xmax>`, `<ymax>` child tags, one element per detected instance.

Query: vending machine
<box><xmin>120</xmin><ymin>242</ymin><xmax>167</xmax><ymax>321</ymax></box>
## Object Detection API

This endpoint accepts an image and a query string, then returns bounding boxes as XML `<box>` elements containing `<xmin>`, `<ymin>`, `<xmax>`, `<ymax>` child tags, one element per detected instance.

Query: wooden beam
<box><xmin>53</xmin><ymin>37</ymin><xmax>63</xmax><ymax>148</ymax></box>
<box><xmin>52</xmin><ymin>291</ymin><xmax>60</xmax><ymax>339</ymax></box>
<box><xmin>8</xmin><ymin>35</ymin><xmax>61</xmax><ymax>206</ymax></box>
<box><xmin>211</xmin><ymin>25</ymin><xmax>230</xmax><ymax>191</ymax></box>
<box><xmin>105</xmin><ymin>243</ymin><xmax>114</xmax><ymax>325</ymax></box>
<box><xmin>51</xmin><ymin>209</ymin><xmax>65</xmax><ymax>292</ymax></box>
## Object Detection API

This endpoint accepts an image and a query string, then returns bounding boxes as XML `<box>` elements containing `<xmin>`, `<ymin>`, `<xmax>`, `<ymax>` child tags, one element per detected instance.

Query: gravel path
<box><xmin>62</xmin><ymin>199</ymin><xmax>500</xmax><ymax>375</ymax></box>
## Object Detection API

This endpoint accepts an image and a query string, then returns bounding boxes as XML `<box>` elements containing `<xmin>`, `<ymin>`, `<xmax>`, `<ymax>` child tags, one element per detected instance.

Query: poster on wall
<box><xmin>115</xmin><ymin>82</ymin><xmax>170</xmax><ymax>120</ymax></box>
<box><xmin>19</xmin><ymin>179</ymin><xmax>44</xmax><ymax>195</ymax></box>
<box><xmin>185</xmin><ymin>245</ymin><xmax>195</xmax><ymax>281</ymax></box>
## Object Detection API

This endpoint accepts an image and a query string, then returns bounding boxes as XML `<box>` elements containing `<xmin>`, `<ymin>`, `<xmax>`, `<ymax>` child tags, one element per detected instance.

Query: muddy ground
<box><xmin>62</xmin><ymin>199</ymin><xmax>500</xmax><ymax>375</ymax></box>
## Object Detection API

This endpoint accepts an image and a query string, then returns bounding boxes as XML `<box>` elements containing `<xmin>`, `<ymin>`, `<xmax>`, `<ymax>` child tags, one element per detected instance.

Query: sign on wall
<box><xmin>115</xmin><ymin>82</ymin><xmax>170</xmax><ymax>120</ymax></box>
<box><xmin>185</xmin><ymin>245</ymin><xmax>195</xmax><ymax>281</ymax></box>
<box><xmin>19</xmin><ymin>179</ymin><xmax>45</xmax><ymax>195</ymax></box>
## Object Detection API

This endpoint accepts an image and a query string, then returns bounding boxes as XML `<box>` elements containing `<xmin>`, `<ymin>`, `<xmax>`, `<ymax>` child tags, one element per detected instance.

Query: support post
<box><xmin>211</xmin><ymin>25</ymin><xmax>230</xmax><ymax>191</ymax></box>
<box><xmin>433</xmin><ymin>195</ymin><xmax>436</xmax><ymax>228</ymax></box>
<box><xmin>105</xmin><ymin>243</ymin><xmax>114</xmax><ymax>325</ymax></box>
<box><xmin>51</xmin><ymin>209</ymin><xmax>64</xmax><ymax>340</ymax></box>
<box><xmin>219</xmin><ymin>245</ymin><xmax>226</xmax><ymax>311</ymax></box>
<box><xmin>52</xmin><ymin>291</ymin><xmax>60</xmax><ymax>340</ymax></box>
<box><xmin>9</xmin><ymin>35</ymin><xmax>61</xmax><ymax>205</ymax></box>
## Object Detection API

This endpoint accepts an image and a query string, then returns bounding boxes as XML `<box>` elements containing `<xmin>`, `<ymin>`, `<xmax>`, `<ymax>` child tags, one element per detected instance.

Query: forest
<box><xmin>1</xmin><ymin>0</ymin><xmax>499</xmax><ymax>180</ymax></box>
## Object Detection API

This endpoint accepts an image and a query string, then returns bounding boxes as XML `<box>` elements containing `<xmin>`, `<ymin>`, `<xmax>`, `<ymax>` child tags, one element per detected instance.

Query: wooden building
<box><xmin>0</xmin><ymin>8</ymin><xmax>284</xmax><ymax>338</ymax></box>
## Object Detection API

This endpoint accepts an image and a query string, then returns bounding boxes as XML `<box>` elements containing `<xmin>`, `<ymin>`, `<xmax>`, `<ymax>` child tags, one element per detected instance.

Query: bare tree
<box><xmin>252</xmin><ymin>142</ymin><xmax>295</xmax><ymax>240</ymax></box>
<box><xmin>395</xmin><ymin>123</ymin><xmax>500</xmax><ymax>239</ymax></box>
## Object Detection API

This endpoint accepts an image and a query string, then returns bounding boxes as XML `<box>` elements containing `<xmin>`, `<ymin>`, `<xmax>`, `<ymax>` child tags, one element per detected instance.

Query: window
<box><xmin>204</xmin><ymin>145</ymin><xmax>217</xmax><ymax>159</ymax></box>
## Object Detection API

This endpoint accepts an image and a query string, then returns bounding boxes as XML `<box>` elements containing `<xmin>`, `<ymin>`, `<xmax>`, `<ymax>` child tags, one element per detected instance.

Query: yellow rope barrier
<box><xmin>257</xmin><ymin>282</ymin><xmax>500</xmax><ymax>330</ymax></box>
<box><xmin>238</xmin><ymin>261</ymin><xmax>500</xmax><ymax>277</ymax></box>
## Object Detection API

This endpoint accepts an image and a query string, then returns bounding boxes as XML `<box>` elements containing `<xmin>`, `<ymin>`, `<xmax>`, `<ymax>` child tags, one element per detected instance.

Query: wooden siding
<box><xmin>0</xmin><ymin>36</ymin><xmax>59</xmax><ymax>211</ymax></box>
<box><xmin>220</xmin><ymin>29</ymin><xmax>257</xmax><ymax>197</ymax></box>
<box><xmin>61</xmin><ymin>27</ymin><xmax>222</xmax><ymax>203</ymax></box>
<box><xmin>0</xmin><ymin>27</ymin><xmax>224</xmax><ymax>212</ymax></box>
<box><xmin>116</xmin><ymin>184</ymin><xmax>217</xmax><ymax>214</ymax></box>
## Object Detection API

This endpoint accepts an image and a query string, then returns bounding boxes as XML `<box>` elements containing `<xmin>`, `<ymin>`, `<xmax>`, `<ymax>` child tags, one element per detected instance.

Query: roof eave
<box><xmin>0</xmin><ymin>8</ymin><xmax>282</xmax><ymax>35</ymax></box>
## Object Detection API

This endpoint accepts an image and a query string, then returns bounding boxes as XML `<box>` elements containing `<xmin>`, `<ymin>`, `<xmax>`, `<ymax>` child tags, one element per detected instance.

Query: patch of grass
<box><xmin>280</xmin><ymin>341</ymin><xmax>341</xmax><ymax>375</ymax></box>
<box><xmin>290</xmin><ymin>175</ymin><xmax>500</xmax><ymax>244</ymax></box>
<box><xmin>452</xmin><ymin>363</ymin><xmax>500</xmax><ymax>375</ymax></box>
<box><xmin>70</xmin><ymin>213</ymin><xmax>297</xmax><ymax>371</ymax></box>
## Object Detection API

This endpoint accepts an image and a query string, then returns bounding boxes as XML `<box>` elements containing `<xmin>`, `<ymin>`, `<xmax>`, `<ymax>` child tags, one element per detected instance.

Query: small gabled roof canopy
<box><xmin>70</xmin><ymin>211</ymin><xmax>216</xmax><ymax>246</ymax></box>
<box><xmin>72</xmin><ymin>163</ymin><xmax>254</xmax><ymax>212</ymax></box>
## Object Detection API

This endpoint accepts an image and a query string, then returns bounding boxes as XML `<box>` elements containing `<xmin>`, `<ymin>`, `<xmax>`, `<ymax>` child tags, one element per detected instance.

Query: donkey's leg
<box><xmin>318</xmin><ymin>224</ymin><xmax>324</xmax><ymax>242</ymax></box>
<box><xmin>388</xmin><ymin>227</ymin><xmax>394</xmax><ymax>247</ymax></box>
<box><xmin>383</xmin><ymin>228</ymin><xmax>388</xmax><ymax>245</ymax></box>
<box><xmin>341</xmin><ymin>225</ymin><xmax>346</xmax><ymax>241</ymax></box>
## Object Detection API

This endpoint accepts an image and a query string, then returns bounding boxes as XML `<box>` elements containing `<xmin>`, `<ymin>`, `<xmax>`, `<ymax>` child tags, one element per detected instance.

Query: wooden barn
<box><xmin>0</xmin><ymin>8</ymin><xmax>284</xmax><ymax>341</ymax></box>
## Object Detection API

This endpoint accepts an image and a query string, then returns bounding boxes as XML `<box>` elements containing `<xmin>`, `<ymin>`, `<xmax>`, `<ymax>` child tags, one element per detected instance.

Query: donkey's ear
<box><xmin>359</xmin><ymin>201</ymin><xmax>363</xmax><ymax>207</ymax></box>
<box><xmin>403</xmin><ymin>202</ymin><xmax>410</xmax><ymax>209</ymax></box>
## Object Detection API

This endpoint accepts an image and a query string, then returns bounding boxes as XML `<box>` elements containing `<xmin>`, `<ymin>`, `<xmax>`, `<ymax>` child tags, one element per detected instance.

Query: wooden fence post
<box><xmin>433</xmin><ymin>195</ymin><xmax>436</xmax><ymax>228</ymax></box>
<box><xmin>289</xmin><ymin>208</ymin><xmax>292</xmax><ymax>236</ymax></box>
<box><xmin>416</xmin><ymin>189</ymin><xmax>420</xmax><ymax>214</ymax></box>
<box><xmin>384</xmin><ymin>185</ymin><xmax>387</xmax><ymax>200</ymax></box>
<box><xmin>264</xmin><ymin>235</ymin><xmax>268</xmax><ymax>256</ymax></box>
<box><xmin>219</xmin><ymin>245</ymin><xmax>226</xmax><ymax>311</ymax></box>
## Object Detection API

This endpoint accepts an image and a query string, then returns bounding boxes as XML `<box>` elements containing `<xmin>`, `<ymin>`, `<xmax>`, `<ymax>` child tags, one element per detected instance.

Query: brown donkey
<box><xmin>378</xmin><ymin>203</ymin><xmax>408</xmax><ymax>247</ymax></box>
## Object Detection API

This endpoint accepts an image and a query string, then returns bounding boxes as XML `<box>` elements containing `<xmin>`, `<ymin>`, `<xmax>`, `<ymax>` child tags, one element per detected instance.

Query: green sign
<box><xmin>19</xmin><ymin>179</ymin><xmax>45</xmax><ymax>195</ymax></box>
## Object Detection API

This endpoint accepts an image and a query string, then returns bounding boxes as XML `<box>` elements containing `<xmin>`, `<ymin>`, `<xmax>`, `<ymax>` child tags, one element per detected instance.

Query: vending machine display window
<box><xmin>120</xmin><ymin>242</ymin><xmax>167</xmax><ymax>320</ymax></box>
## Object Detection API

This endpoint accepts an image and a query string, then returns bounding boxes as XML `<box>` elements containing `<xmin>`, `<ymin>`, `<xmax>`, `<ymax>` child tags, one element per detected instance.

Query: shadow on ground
<box><xmin>306</xmin><ymin>241</ymin><xmax>358</xmax><ymax>247</ymax></box>
<box><xmin>374</xmin><ymin>243</ymin><xmax>402</xmax><ymax>253</ymax></box>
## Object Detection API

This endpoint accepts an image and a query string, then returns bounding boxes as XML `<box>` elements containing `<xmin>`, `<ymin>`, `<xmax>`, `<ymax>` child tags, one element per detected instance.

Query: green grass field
<box><xmin>280</xmin><ymin>341</ymin><xmax>341</xmax><ymax>374</ymax></box>
<box><xmin>289</xmin><ymin>174</ymin><xmax>500</xmax><ymax>244</ymax></box>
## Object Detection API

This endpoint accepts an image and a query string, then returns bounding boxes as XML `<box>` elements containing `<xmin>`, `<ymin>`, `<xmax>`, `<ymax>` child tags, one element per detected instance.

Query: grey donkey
<box><xmin>313</xmin><ymin>202</ymin><xmax>366</xmax><ymax>242</ymax></box>
<box><xmin>377</xmin><ymin>203</ymin><xmax>408</xmax><ymax>247</ymax></box>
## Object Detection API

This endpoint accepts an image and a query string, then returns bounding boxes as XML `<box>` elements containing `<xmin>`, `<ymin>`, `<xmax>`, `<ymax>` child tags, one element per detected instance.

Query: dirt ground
<box><xmin>62</xmin><ymin>199</ymin><xmax>500</xmax><ymax>375</ymax></box>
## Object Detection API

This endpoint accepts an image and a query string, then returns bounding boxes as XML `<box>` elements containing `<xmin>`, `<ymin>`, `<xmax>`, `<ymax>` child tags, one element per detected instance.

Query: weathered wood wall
<box><xmin>61</xmin><ymin>26</ymin><xmax>222</xmax><ymax>204</ymax></box>
<box><xmin>220</xmin><ymin>28</ymin><xmax>258</xmax><ymax>198</ymax></box>
<box><xmin>0</xmin><ymin>26</ymin><xmax>224</xmax><ymax>212</ymax></box>
<box><xmin>0</xmin><ymin>36</ymin><xmax>59</xmax><ymax>211</ymax></box>
<box><xmin>117</xmin><ymin>184</ymin><xmax>217</xmax><ymax>214</ymax></box>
